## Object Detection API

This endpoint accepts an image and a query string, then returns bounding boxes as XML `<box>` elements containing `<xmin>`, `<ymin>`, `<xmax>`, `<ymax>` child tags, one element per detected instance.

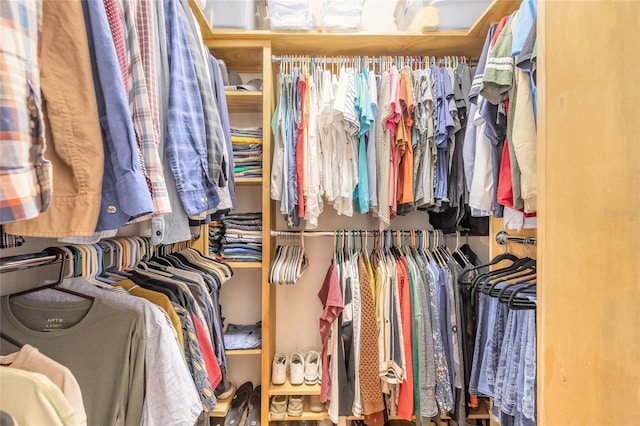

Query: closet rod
<box><xmin>271</xmin><ymin>55</ymin><xmax>472</xmax><ymax>64</ymax></box>
<box><xmin>270</xmin><ymin>230</ymin><xmax>431</xmax><ymax>237</ymax></box>
<box><xmin>495</xmin><ymin>231</ymin><xmax>537</xmax><ymax>246</ymax></box>
<box><xmin>0</xmin><ymin>251</ymin><xmax>60</xmax><ymax>274</ymax></box>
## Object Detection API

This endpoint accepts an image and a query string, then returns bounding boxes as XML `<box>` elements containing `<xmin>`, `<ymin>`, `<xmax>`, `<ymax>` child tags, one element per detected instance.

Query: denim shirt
<box><xmin>163</xmin><ymin>0</ymin><xmax>219</xmax><ymax>216</ymax></box>
<box><xmin>84</xmin><ymin>0</ymin><xmax>155</xmax><ymax>232</ymax></box>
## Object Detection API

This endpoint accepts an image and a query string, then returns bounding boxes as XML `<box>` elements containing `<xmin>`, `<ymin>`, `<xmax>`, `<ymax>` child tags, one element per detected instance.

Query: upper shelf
<box><xmin>190</xmin><ymin>0</ymin><xmax>521</xmax><ymax>58</ymax></box>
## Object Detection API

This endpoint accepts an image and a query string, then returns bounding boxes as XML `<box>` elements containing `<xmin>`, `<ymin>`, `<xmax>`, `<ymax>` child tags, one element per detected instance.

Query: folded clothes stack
<box><xmin>321</xmin><ymin>0</ymin><xmax>364</xmax><ymax>31</ymax></box>
<box><xmin>231</xmin><ymin>126</ymin><xmax>262</xmax><ymax>179</ymax></box>
<box><xmin>220</xmin><ymin>212</ymin><xmax>262</xmax><ymax>262</ymax></box>
<box><xmin>223</xmin><ymin>321</ymin><xmax>262</xmax><ymax>350</ymax></box>
<box><xmin>208</xmin><ymin>220</ymin><xmax>224</xmax><ymax>256</ymax></box>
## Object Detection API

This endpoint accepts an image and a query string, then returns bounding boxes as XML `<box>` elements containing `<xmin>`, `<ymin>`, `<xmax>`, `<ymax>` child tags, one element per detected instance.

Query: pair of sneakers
<box><xmin>269</xmin><ymin>394</ymin><xmax>325</xmax><ymax>418</ymax></box>
<box><xmin>272</xmin><ymin>350</ymin><xmax>322</xmax><ymax>385</ymax></box>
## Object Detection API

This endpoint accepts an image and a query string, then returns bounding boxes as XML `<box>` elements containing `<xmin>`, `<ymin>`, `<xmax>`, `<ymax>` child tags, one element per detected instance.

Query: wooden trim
<box><xmin>467</xmin><ymin>0</ymin><xmax>522</xmax><ymax>39</ymax></box>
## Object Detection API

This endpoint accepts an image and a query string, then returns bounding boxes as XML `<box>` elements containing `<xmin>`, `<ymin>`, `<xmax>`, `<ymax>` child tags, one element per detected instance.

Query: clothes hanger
<box><xmin>8</xmin><ymin>247</ymin><xmax>95</xmax><ymax>302</ymax></box>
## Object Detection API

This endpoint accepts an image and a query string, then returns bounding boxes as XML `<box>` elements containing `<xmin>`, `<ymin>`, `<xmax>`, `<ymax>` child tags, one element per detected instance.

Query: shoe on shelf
<box><xmin>269</xmin><ymin>395</ymin><xmax>288</xmax><ymax>420</ymax></box>
<box><xmin>287</xmin><ymin>395</ymin><xmax>305</xmax><ymax>417</ymax></box>
<box><xmin>272</xmin><ymin>353</ymin><xmax>288</xmax><ymax>385</ymax></box>
<box><xmin>224</xmin><ymin>381</ymin><xmax>253</xmax><ymax>426</ymax></box>
<box><xmin>289</xmin><ymin>352</ymin><xmax>305</xmax><ymax>385</ymax></box>
<box><xmin>304</xmin><ymin>350</ymin><xmax>321</xmax><ymax>384</ymax></box>
<box><xmin>245</xmin><ymin>385</ymin><xmax>261</xmax><ymax>426</ymax></box>
<box><xmin>308</xmin><ymin>394</ymin><xmax>324</xmax><ymax>413</ymax></box>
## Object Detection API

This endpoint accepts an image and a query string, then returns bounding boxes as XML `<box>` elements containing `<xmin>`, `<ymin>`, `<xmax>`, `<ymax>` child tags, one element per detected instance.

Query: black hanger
<box><xmin>471</xmin><ymin>256</ymin><xmax>535</xmax><ymax>295</ymax></box>
<box><xmin>8</xmin><ymin>247</ymin><xmax>95</xmax><ymax>302</ymax></box>
<box><xmin>0</xmin><ymin>331</ymin><xmax>24</xmax><ymax>348</ymax></box>
<box><xmin>483</xmin><ymin>260</ymin><xmax>537</xmax><ymax>296</ymax></box>
<box><xmin>458</xmin><ymin>251</ymin><xmax>520</xmax><ymax>287</ymax></box>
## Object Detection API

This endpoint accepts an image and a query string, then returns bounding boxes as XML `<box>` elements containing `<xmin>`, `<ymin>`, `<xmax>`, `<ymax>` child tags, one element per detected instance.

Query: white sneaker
<box><xmin>289</xmin><ymin>352</ymin><xmax>305</xmax><ymax>385</ymax></box>
<box><xmin>304</xmin><ymin>350</ymin><xmax>321</xmax><ymax>384</ymax></box>
<box><xmin>272</xmin><ymin>353</ymin><xmax>288</xmax><ymax>385</ymax></box>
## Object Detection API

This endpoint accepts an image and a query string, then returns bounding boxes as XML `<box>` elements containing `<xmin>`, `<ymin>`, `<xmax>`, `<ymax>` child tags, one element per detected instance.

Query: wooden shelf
<box><xmin>269</xmin><ymin>411</ymin><xmax>329</xmax><ymax>422</ymax></box>
<box><xmin>467</xmin><ymin>399</ymin><xmax>491</xmax><ymax>419</ymax></box>
<box><xmin>269</xmin><ymin>378</ymin><xmax>321</xmax><ymax>396</ymax></box>
<box><xmin>227</xmin><ymin>348</ymin><xmax>262</xmax><ymax>356</ymax></box>
<box><xmin>235</xmin><ymin>177</ymin><xmax>263</xmax><ymax>185</ymax></box>
<box><xmin>226</xmin><ymin>91</ymin><xmax>263</xmax><ymax>113</ymax></box>
<box><xmin>209</xmin><ymin>386</ymin><xmax>236</xmax><ymax>418</ymax></box>
<box><xmin>226</xmin><ymin>261</ymin><xmax>262</xmax><ymax>269</ymax></box>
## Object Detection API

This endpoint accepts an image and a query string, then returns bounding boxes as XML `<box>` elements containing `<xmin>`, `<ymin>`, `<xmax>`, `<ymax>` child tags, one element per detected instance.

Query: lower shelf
<box><xmin>226</xmin><ymin>348</ymin><xmax>262</xmax><ymax>356</ymax></box>
<box><xmin>269</xmin><ymin>411</ymin><xmax>329</xmax><ymax>421</ymax></box>
<box><xmin>269</xmin><ymin>378</ymin><xmax>321</xmax><ymax>396</ymax></box>
<box><xmin>209</xmin><ymin>386</ymin><xmax>236</xmax><ymax>418</ymax></box>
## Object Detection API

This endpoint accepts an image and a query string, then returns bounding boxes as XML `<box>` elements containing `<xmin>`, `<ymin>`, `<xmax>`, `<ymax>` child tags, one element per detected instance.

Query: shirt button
<box><xmin>156</xmin><ymin>231</ymin><xmax>162</xmax><ymax>236</ymax></box>
<box><xmin>107</xmin><ymin>206</ymin><xmax>117</xmax><ymax>214</ymax></box>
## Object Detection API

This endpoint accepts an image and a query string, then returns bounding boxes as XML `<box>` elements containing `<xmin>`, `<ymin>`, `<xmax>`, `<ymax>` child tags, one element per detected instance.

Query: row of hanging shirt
<box><xmin>464</xmin><ymin>0</ymin><xmax>538</xmax><ymax>229</ymax></box>
<box><xmin>0</xmin><ymin>0</ymin><xmax>237</xmax><ymax>244</ymax></box>
<box><xmin>270</xmin><ymin>55</ymin><xmax>476</xmax><ymax>230</ymax></box>
<box><xmin>0</xmin><ymin>238</ymin><xmax>234</xmax><ymax>426</ymax></box>
<box><xmin>317</xmin><ymin>230</ymin><xmax>482</xmax><ymax>424</ymax></box>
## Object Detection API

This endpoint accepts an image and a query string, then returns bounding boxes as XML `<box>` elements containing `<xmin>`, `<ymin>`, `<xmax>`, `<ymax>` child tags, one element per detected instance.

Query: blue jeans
<box><xmin>223</xmin><ymin>322</ymin><xmax>262</xmax><ymax>350</ymax></box>
<box><xmin>469</xmin><ymin>294</ymin><xmax>490</xmax><ymax>396</ymax></box>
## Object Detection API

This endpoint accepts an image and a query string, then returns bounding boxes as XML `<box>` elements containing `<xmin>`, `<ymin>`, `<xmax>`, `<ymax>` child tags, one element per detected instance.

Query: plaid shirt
<box><xmin>0</xmin><ymin>0</ymin><xmax>52</xmax><ymax>224</ymax></box>
<box><xmin>179</xmin><ymin>1</ymin><xmax>226</xmax><ymax>190</ymax></box>
<box><xmin>120</xmin><ymin>0</ymin><xmax>172</xmax><ymax>215</ymax></box>
<box><xmin>163</xmin><ymin>0</ymin><xmax>219</xmax><ymax>216</ymax></box>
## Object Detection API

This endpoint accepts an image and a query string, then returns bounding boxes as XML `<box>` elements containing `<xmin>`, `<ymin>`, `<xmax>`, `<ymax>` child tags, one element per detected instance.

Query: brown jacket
<box><xmin>6</xmin><ymin>0</ymin><xmax>104</xmax><ymax>237</ymax></box>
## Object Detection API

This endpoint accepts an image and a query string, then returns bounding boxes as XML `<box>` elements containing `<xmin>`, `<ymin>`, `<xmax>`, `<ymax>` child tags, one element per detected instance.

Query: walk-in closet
<box><xmin>0</xmin><ymin>0</ymin><xmax>638</xmax><ymax>426</ymax></box>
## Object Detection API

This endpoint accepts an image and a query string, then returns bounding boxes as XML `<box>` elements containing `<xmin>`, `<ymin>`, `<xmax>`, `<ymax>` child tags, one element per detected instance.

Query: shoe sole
<box><xmin>270</xmin><ymin>412</ymin><xmax>286</xmax><ymax>420</ymax></box>
<box><xmin>303</xmin><ymin>376</ymin><xmax>319</xmax><ymax>385</ymax></box>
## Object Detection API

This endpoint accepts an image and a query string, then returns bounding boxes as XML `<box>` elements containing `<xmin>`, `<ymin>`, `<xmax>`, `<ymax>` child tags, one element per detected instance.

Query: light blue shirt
<box><xmin>83</xmin><ymin>0</ymin><xmax>155</xmax><ymax>232</ymax></box>
<box><xmin>511</xmin><ymin>0</ymin><xmax>536</xmax><ymax>58</ymax></box>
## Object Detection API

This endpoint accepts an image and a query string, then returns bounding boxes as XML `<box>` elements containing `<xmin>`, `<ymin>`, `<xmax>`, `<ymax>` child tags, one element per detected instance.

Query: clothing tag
<box><xmin>43</xmin><ymin>317</ymin><xmax>65</xmax><ymax>331</ymax></box>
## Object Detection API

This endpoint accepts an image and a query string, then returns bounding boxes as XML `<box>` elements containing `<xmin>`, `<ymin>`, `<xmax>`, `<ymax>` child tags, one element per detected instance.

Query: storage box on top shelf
<box><xmin>394</xmin><ymin>0</ymin><xmax>491</xmax><ymax>32</ymax></box>
<box><xmin>321</xmin><ymin>0</ymin><xmax>365</xmax><ymax>32</ymax></box>
<box><xmin>394</xmin><ymin>0</ymin><xmax>438</xmax><ymax>32</ymax></box>
<box><xmin>267</xmin><ymin>0</ymin><xmax>364</xmax><ymax>31</ymax></box>
<box><xmin>267</xmin><ymin>0</ymin><xmax>317</xmax><ymax>30</ymax></box>
<box><xmin>204</xmin><ymin>0</ymin><xmax>269</xmax><ymax>30</ymax></box>
<box><xmin>430</xmin><ymin>0</ymin><xmax>492</xmax><ymax>30</ymax></box>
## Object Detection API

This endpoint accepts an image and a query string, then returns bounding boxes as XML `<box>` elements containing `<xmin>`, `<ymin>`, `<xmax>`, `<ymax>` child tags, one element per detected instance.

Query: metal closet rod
<box><xmin>271</xmin><ymin>55</ymin><xmax>471</xmax><ymax>64</ymax></box>
<box><xmin>270</xmin><ymin>229</ymin><xmax>438</xmax><ymax>237</ymax></box>
<box><xmin>495</xmin><ymin>230</ymin><xmax>537</xmax><ymax>246</ymax></box>
<box><xmin>0</xmin><ymin>251</ymin><xmax>61</xmax><ymax>274</ymax></box>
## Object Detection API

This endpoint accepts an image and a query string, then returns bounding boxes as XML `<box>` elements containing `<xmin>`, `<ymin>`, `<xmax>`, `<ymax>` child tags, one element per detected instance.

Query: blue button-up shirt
<box><xmin>163</xmin><ymin>0</ymin><xmax>219</xmax><ymax>216</ymax></box>
<box><xmin>84</xmin><ymin>0</ymin><xmax>155</xmax><ymax>232</ymax></box>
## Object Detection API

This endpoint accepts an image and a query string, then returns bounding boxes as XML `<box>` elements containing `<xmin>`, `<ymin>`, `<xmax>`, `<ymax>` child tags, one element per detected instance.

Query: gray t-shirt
<box><xmin>0</xmin><ymin>296</ymin><xmax>145</xmax><ymax>426</ymax></box>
